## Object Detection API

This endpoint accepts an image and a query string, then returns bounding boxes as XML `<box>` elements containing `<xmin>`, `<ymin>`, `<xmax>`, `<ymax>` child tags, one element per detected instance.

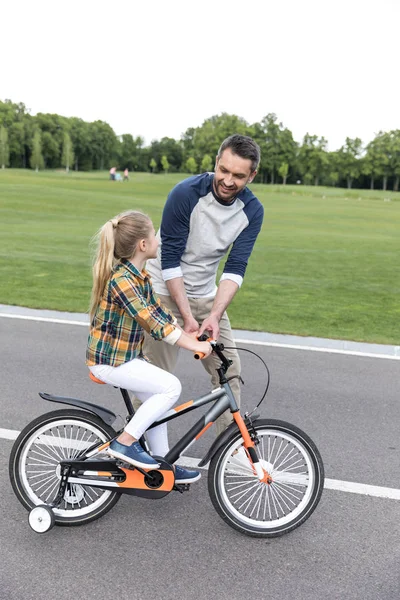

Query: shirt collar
<box><xmin>119</xmin><ymin>259</ymin><xmax>149</xmax><ymax>281</ymax></box>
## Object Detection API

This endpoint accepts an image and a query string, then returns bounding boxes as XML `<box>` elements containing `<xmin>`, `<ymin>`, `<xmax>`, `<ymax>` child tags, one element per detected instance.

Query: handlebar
<box><xmin>194</xmin><ymin>334</ymin><xmax>233</xmax><ymax>376</ymax></box>
<box><xmin>194</xmin><ymin>334</ymin><xmax>271</xmax><ymax>414</ymax></box>
<box><xmin>194</xmin><ymin>333</ymin><xmax>213</xmax><ymax>360</ymax></box>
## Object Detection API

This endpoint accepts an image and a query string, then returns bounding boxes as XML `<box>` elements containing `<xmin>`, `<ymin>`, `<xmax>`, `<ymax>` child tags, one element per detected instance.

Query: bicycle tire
<box><xmin>9</xmin><ymin>409</ymin><xmax>120</xmax><ymax>527</ymax></box>
<box><xmin>208</xmin><ymin>418</ymin><xmax>324</xmax><ymax>537</ymax></box>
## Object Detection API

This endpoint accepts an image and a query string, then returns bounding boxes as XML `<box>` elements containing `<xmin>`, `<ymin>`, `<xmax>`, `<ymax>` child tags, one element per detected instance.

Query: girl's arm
<box><xmin>173</xmin><ymin>331</ymin><xmax>212</xmax><ymax>358</ymax></box>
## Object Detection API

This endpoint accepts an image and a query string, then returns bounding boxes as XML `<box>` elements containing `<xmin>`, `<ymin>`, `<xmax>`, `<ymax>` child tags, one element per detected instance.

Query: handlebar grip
<box><xmin>194</xmin><ymin>334</ymin><xmax>213</xmax><ymax>360</ymax></box>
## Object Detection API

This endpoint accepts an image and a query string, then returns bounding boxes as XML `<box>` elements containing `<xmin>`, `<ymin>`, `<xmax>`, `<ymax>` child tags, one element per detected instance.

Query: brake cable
<box><xmin>223</xmin><ymin>346</ymin><xmax>271</xmax><ymax>415</ymax></box>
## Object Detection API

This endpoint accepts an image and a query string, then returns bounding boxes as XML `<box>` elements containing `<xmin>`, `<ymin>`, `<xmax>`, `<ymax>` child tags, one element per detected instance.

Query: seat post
<box><xmin>120</xmin><ymin>388</ymin><xmax>135</xmax><ymax>417</ymax></box>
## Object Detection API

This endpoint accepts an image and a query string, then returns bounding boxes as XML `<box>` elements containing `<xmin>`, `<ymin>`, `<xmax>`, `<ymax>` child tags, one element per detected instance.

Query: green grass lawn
<box><xmin>1</xmin><ymin>169</ymin><xmax>399</xmax><ymax>344</ymax></box>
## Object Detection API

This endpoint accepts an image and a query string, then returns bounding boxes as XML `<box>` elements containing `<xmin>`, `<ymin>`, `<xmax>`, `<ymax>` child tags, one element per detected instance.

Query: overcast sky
<box><xmin>2</xmin><ymin>0</ymin><xmax>399</xmax><ymax>151</ymax></box>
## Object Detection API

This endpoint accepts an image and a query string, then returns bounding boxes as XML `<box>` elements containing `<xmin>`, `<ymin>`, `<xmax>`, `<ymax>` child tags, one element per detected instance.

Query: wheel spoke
<box><xmin>214</xmin><ymin>423</ymin><xmax>322</xmax><ymax>534</ymax></box>
<box><xmin>16</xmin><ymin>415</ymin><xmax>117</xmax><ymax>521</ymax></box>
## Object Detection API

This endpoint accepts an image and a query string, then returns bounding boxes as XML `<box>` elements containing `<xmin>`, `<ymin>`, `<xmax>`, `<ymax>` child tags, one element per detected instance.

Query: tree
<box><xmin>338</xmin><ymin>137</ymin><xmax>363</xmax><ymax>188</ymax></box>
<box><xmin>185</xmin><ymin>157</ymin><xmax>197</xmax><ymax>174</ymax></box>
<box><xmin>8</xmin><ymin>121</ymin><xmax>25</xmax><ymax>167</ymax></box>
<box><xmin>62</xmin><ymin>132</ymin><xmax>74</xmax><ymax>173</ymax></box>
<box><xmin>119</xmin><ymin>134</ymin><xmax>145</xmax><ymax>171</ymax></box>
<box><xmin>41</xmin><ymin>131</ymin><xmax>60</xmax><ymax>168</ymax></box>
<box><xmin>89</xmin><ymin>120</ymin><xmax>118</xmax><ymax>170</ymax></box>
<box><xmin>184</xmin><ymin>113</ymin><xmax>250</xmax><ymax>167</ymax></box>
<box><xmin>363</xmin><ymin>133</ymin><xmax>389</xmax><ymax>190</ymax></box>
<box><xmin>30</xmin><ymin>130</ymin><xmax>44</xmax><ymax>171</ymax></box>
<box><xmin>0</xmin><ymin>125</ymin><xmax>9</xmax><ymax>168</ymax></box>
<box><xmin>69</xmin><ymin>118</ymin><xmax>92</xmax><ymax>170</ymax></box>
<box><xmin>390</xmin><ymin>130</ymin><xmax>400</xmax><ymax>191</ymax></box>
<box><xmin>150</xmin><ymin>137</ymin><xmax>183</xmax><ymax>172</ymax></box>
<box><xmin>252</xmin><ymin>115</ymin><xmax>297</xmax><ymax>183</ymax></box>
<box><xmin>278</xmin><ymin>162</ymin><xmax>289</xmax><ymax>184</ymax></box>
<box><xmin>326</xmin><ymin>151</ymin><xmax>341</xmax><ymax>186</ymax></box>
<box><xmin>298</xmin><ymin>134</ymin><xmax>329</xmax><ymax>186</ymax></box>
<box><xmin>161</xmin><ymin>155</ymin><xmax>169</xmax><ymax>173</ymax></box>
<box><xmin>149</xmin><ymin>157</ymin><xmax>157</xmax><ymax>173</ymax></box>
<box><xmin>201</xmin><ymin>154</ymin><xmax>213</xmax><ymax>172</ymax></box>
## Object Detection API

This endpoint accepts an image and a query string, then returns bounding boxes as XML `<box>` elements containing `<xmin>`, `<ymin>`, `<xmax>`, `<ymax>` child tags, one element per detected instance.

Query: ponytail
<box><xmin>89</xmin><ymin>221</ymin><xmax>116</xmax><ymax>321</ymax></box>
<box><xmin>89</xmin><ymin>210</ymin><xmax>152</xmax><ymax>321</ymax></box>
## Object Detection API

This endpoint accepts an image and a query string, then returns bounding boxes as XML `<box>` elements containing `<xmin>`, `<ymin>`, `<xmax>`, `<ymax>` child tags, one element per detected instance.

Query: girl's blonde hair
<box><xmin>89</xmin><ymin>210</ymin><xmax>153</xmax><ymax>320</ymax></box>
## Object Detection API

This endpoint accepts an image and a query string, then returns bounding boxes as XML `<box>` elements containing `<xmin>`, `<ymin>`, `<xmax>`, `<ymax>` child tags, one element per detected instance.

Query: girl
<box><xmin>86</xmin><ymin>210</ymin><xmax>212</xmax><ymax>483</ymax></box>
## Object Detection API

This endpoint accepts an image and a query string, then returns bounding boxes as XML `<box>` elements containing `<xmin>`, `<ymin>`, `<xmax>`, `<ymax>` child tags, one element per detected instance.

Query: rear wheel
<box><xmin>9</xmin><ymin>409</ymin><xmax>120</xmax><ymax>526</ymax></box>
<box><xmin>208</xmin><ymin>419</ymin><xmax>324</xmax><ymax>537</ymax></box>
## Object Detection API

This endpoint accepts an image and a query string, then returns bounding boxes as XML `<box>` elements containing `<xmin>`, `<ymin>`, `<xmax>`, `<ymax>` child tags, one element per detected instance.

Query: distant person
<box><xmin>141</xmin><ymin>134</ymin><xmax>264</xmax><ymax>436</ymax></box>
<box><xmin>86</xmin><ymin>210</ymin><xmax>211</xmax><ymax>481</ymax></box>
<box><xmin>123</xmin><ymin>168</ymin><xmax>129</xmax><ymax>181</ymax></box>
<box><xmin>109</xmin><ymin>167</ymin><xmax>116</xmax><ymax>181</ymax></box>
<box><xmin>115</xmin><ymin>173</ymin><xmax>122</xmax><ymax>182</ymax></box>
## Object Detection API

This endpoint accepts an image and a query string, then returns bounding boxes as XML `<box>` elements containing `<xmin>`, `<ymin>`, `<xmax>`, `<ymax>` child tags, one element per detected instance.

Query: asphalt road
<box><xmin>1</xmin><ymin>317</ymin><xmax>400</xmax><ymax>600</ymax></box>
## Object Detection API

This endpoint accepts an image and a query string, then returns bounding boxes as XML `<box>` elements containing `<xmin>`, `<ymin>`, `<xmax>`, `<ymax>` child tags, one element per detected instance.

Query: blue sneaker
<box><xmin>108</xmin><ymin>440</ymin><xmax>160</xmax><ymax>469</ymax></box>
<box><xmin>175</xmin><ymin>465</ymin><xmax>201</xmax><ymax>484</ymax></box>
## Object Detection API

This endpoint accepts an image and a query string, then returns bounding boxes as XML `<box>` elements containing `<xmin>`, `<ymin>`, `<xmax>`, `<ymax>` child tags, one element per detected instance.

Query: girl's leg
<box><xmin>90</xmin><ymin>359</ymin><xmax>181</xmax><ymax>463</ymax></box>
<box><xmin>145</xmin><ymin>423</ymin><xmax>169</xmax><ymax>457</ymax></box>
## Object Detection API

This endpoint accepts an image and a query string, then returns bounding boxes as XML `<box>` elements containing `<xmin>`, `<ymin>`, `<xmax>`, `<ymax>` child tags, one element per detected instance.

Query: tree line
<box><xmin>0</xmin><ymin>99</ymin><xmax>399</xmax><ymax>190</ymax></box>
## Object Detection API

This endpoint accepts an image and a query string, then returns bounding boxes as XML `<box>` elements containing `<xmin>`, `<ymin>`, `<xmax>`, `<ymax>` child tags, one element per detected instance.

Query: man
<box><xmin>144</xmin><ymin>134</ymin><xmax>263</xmax><ymax>436</ymax></box>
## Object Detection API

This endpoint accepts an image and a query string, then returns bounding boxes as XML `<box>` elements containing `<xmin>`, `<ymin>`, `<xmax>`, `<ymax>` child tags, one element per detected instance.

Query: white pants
<box><xmin>89</xmin><ymin>359</ymin><xmax>182</xmax><ymax>457</ymax></box>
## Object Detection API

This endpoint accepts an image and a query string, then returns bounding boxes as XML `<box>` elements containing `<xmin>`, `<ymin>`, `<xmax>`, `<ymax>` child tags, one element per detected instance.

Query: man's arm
<box><xmin>166</xmin><ymin>277</ymin><xmax>199</xmax><ymax>334</ymax></box>
<box><xmin>198</xmin><ymin>279</ymin><xmax>239</xmax><ymax>339</ymax></box>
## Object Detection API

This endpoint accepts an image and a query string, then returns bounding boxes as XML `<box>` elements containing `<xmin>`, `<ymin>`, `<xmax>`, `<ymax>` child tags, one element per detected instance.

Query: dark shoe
<box><xmin>108</xmin><ymin>440</ymin><xmax>160</xmax><ymax>469</ymax></box>
<box><xmin>175</xmin><ymin>465</ymin><xmax>201</xmax><ymax>484</ymax></box>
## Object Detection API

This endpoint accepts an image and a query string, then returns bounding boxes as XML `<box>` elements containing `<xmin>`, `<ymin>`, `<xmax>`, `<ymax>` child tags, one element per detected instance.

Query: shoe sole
<box><xmin>175</xmin><ymin>473</ymin><xmax>202</xmax><ymax>484</ymax></box>
<box><xmin>108</xmin><ymin>448</ymin><xmax>160</xmax><ymax>470</ymax></box>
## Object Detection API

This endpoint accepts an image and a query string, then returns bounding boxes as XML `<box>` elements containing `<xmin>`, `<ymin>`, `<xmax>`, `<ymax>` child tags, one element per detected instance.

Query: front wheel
<box><xmin>208</xmin><ymin>419</ymin><xmax>324</xmax><ymax>537</ymax></box>
<box><xmin>9</xmin><ymin>409</ymin><xmax>120</xmax><ymax>527</ymax></box>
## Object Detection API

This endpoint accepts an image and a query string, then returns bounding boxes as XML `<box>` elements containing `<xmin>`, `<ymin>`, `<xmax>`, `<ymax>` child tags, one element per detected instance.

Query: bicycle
<box><xmin>9</xmin><ymin>340</ymin><xmax>324</xmax><ymax>537</ymax></box>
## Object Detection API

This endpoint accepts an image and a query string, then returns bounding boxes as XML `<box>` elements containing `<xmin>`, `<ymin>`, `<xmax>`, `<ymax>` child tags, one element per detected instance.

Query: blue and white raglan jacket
<box><xmin>146</xmin><ymin>172</ymin><xmax>264</xmax><ymax>298</ymax></box>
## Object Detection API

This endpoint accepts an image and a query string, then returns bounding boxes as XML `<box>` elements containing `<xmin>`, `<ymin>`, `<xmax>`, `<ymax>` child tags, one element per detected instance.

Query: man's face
<box><xmin>213</xmin><ymin>148</ymin><xmax>257</xmax><ymax>202</ymax></box>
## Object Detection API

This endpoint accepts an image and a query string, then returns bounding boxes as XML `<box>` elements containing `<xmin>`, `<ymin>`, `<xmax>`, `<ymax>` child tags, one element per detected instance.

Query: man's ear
<box><xmin>248</xmin><ymin>170</ymin><xmax>257</xmax><ymax>184</ymax></box>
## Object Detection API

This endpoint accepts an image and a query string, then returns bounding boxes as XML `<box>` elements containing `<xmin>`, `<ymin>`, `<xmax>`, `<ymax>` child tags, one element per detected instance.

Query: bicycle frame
<box><xmin>38</xmin><ymin>343</ymin><xmax>270</xmax><ymax>503</ymax></box>
<box><xmin>86</xmin><ymin>380</ymin><xmax>236</xmax><ymax>465</ymax></box>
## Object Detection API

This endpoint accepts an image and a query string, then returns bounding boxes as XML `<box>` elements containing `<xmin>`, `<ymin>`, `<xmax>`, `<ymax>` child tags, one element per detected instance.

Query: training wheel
<box><xmin>28</xmin><ymin>505</ymin><xmax>55</xmax><ymax>534</ymax></box>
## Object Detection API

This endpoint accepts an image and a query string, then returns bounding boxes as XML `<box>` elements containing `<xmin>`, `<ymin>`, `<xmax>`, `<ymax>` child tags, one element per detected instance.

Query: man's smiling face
<box><xmin>213</xmin><ymin>148</ymin><xmax>257</xmax><ymax>202</ymax></box>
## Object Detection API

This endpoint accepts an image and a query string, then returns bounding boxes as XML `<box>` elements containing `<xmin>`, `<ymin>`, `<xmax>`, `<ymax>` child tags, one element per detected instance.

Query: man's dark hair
<box><xmin>217</xmin><ymin>134</ymin><xmax>260</xmax><ymax>172</ymax></box>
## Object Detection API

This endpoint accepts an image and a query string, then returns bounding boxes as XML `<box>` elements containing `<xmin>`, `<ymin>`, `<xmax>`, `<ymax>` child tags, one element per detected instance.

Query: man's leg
<box><xmin>192</xmin><ymin>298</ymin><xmax>241</xmax><ymax>436</ymax></box>
<box><xmin>132</xmin><ymin>294</ymin><xmax>183</xmax><ymax>414</ymax></box>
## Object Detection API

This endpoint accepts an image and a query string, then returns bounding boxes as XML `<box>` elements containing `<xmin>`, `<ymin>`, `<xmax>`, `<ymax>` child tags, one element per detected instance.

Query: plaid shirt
<box><xmin>86</xmin><ymin>259</ymin><xmax>177</xmax><ymax>367</ymax></box>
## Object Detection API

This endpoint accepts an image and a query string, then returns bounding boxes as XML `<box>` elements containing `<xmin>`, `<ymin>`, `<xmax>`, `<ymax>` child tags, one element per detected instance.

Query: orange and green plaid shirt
<box><xmin>86</xmin><ymin>259</ymin><xmax>176</xmax><ymax>367</ymax></box>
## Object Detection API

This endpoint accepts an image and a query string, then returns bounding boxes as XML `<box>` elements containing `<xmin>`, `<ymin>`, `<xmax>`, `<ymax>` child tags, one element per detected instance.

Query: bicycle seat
<box><xmin>89</xmin><ymin>372</ymin><xmax>106</xmax><ymax>385</ymax></box>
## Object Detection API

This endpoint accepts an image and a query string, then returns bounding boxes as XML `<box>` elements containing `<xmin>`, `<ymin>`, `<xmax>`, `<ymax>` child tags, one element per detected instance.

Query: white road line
<box><xmin>2</xmin><ymin>428</ymin><xmax>399</xmax><ymax>501</ymax></box>
<box><xmin>0</xmin><ymin>313</ymin><xmax>87</xmax><ymax>327</ymax></box>
<box><xmin>0</xmin><ymin>428</ymin><xmax>19</xmax><ymax>440</ymax></box>
<box><xmin>234</xmin><ymin>338</ymin><xmax>400</xmax><ymax>360</ymax></box>
<box><xmin>1</xmin><ymin>312</ymin><xmax>399</xmax><ymax>360</ymax></box>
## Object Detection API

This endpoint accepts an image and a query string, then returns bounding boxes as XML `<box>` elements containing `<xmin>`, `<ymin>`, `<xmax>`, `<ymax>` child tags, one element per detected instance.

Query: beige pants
<box><xmin>133</xmin><ymin>294</ymin><xmax>241</xmax><ymax>437</ymax></box>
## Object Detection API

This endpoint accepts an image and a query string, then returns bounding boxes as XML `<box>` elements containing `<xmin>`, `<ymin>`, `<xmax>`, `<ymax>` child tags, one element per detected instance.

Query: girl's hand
<box><xmin>194</xmin><ymin>341</ymin><xmax>213</xmax><ymax>359</ymax></box>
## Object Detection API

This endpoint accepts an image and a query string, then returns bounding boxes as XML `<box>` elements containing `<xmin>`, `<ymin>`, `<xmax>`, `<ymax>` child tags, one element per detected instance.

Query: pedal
<box><xmin>173</xmin><ymin>484</ymin><xmax>190</xmax><ymax>493</ymax></box>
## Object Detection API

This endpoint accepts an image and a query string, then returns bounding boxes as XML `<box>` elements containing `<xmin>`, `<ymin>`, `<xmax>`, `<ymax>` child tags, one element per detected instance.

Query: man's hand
<box><xmin>198</xmin><ymin>314</ymin><xmax>220</xmax><ymax>340</ymax></box>
<box><xmin>183</xmin><ymin>315</ymin><xmax>200</xmax><ymax>335</ymax></box>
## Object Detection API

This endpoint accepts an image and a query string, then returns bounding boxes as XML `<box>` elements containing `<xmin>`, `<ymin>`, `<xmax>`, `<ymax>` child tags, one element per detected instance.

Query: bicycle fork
<box><xmin>233</xmin><ymin>411</ymin><xmax>272</xmax><ymax>484</ymax></box>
